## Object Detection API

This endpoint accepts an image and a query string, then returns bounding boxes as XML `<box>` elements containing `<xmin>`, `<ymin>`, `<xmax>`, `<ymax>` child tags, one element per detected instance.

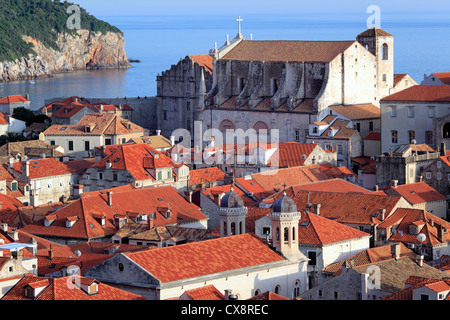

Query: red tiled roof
<box><xmin>52</xmin><ymin>105</ymin><xmax>88</xmax><ymax>118</ymax></box>
<box><xmin>0</xmin><ymin>95</ymin><xmax>28</xmax><ymax>104</ymax></box>
<box><xmin>377</xmin><ymin>208</ymin><xmax>450</xmax><ymax>245</ymax></box>
<box><xmin>64</xmin><ymin>158</ymin><xmax>95</xmax><ymax>175</ymax></box>
<box><xmin>124</xmin><ymin>233</ymin><xmax>285</xmax><ymax>283</ymax></box>
<box><xmin>329</xmin><ymin>104</ymin><xmax>380</xmax><ymax>120</ymax></box>
<box><xmin>384</xmin><ymin>182</ymin><xmax>445</xmax><ymax>204</ymax></box>
<box><xmin>21</xmin><ymin>186</ymin><xmax>206</xmax><ymax>241</ymax></box>
<box><xmin>7</xmin><ymin>158</ymin><xmax>76</xmax><ymax>179</ymax></box>
<box><xmin>323</xmin><ymin>243</ymin><xmax>416</xmax><ymax>275</ymax></box>
<box><xmin>189</xmin><ymin>55</ymin><xmax>213</xmax><ymax>74</ymax></box>
<box><xmin>365</xmin><ymin>132</ymin><xmax>381</xmax><ymax>141</ymax></box>
<box><xmin>189</xmin><ymin>167</ymin><xmax>225</xmax><ymax>185</ymax></box>
<box><xmin>92</xmin><ymin>143</ymin><xmax>180</xmax><ymax>181</ymax></box>
<box><xmin>267</xmin><ymin>142</ymin><xmax>318</xmax><ymax>167</ymax></box>
<box><xmin>357</xmin><ymin>27</ymin><xmax>392</xmax><ymax>37</ymax></box>
<box><xmin>394</xmin><ymin>74</ymin><xmax>407</xmax><ymax>86</ymax></box>
<box><xmin>221</xmin><ymin>40</ymin><xmax>356</xmax><ymax>62</ymax></box>
<box><xmin>182</xmin><ymin>285</ymin><xmax>224</xmax><ymax>300</ymax></box>
<box><xmin>380</xmin><ymin>277</ymin><xmax>450</xmax><ymax>300</ymax></box>
<box><xmin>2</xmin><ymin>274</ymin><xmax>146</xmax><ymax>300</ymax></box>
<box><xmin>43</xmin><ymin>113</ymin><xmax>146</xmax><ymax>136</ymax></box>
<box><xmin>432</xmin><ymin>72</ymin><xmax>450</xmax><ymax>84</ymax></box>
<box><xmin>292</xmin><ymin>190</ymin><xmax>402</xmax><ymax>225</ymax></box>
<box><xmin>381</xmin><ymin>85</ymin><xmax>450</xmax><ymax>102</ymax></box>
<box><xmin>298</xmin><ymin>211</ymin><xmax>370</xmax><ymax>245</ymax></box>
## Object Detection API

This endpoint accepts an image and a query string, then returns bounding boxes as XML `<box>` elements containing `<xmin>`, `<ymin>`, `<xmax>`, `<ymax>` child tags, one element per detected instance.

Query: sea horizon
<box><xmin>1</xmin><ymin>12</ymin><xmax>449</xmax><ymax>109</ymax></box>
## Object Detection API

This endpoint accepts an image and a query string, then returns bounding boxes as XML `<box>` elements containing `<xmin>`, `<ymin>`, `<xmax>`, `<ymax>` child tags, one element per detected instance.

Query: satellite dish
<box><xmin>74</xmin><ymin>250</ymin><xmax>82</xmax><ymax>257</ymax></box>
<box><xmin>411</xmin><ymin>139</ymin><xmax>416</xmax><ymax>145</ymax></box>
<box><xmin>370</xmin><ymin>156</ymin><xmax>375</xmax><ymax>161</ymax></box>
<box><xmin>302</xmin><ymin>154</ymin><xmax>307</xmax><ymax>159</ymax></box>
<box><xmin>417</xmin><ymin>233</ymin><xmax>426</xmax><ymax>243</ymax></box>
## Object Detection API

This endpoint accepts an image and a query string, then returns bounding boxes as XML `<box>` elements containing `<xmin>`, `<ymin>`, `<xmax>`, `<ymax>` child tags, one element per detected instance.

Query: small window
<box><xmin>391</xmin><ymin>130</ymin><xmax>398</xmax><ymax>144</ymax></box>
<box><xmin>68</xmin><ymin>141</ymin><xmax>74</xmax><ymax>151</ymax></box>
<box><xmin>428</xmin><ymin>106</ymin><xmax>435</xmax><ymax>118</ymax></box>
<box><xmin>425</xmin><ymin>131</ymin><xmax>433</xmax><ymax>145</ymax></box>
<box><xmin>369</xmin><ymin>122</ymin><xmax>373</xmax><ymax>131</ymax></box>
<box><xmin>98</xmin><ymin>172</ymin><xmax>104</xmax><ymax>180</ymax></box>
<box><xmin>408</xmin><ymin>131</ymin><xmax>415</xmax><ymax>143</ymax></box>
<box><xmin>308</xmin><ymin>251</ymin><xmax>317</xmax><ymax>266</ymax></box>
<box><xmin>408</xmin><ymin>106</ymin><xmax>415</xmax><ymax>118</ymax></box>
<box><xmin>437</xmin><ymin>161</ymin><xmax>442</xmax><ymax>168</ymax></box>
<box><xmin>426</xmin><ymin>172</ymin><xmax>431</xmax><ymax>179</ymax></box>
<box><xmin>11</xmin><ymin>182</ymin><xmax>17</xmax><ymax>192</ymax></box>
<box><xmin>390</xmin><ymin>106</ymin><xmax>397</xmax><ymax>117</ymax></box>
<box><xmin>437</xmin><ymin>172</ymin><xmax>442</xmax><ymax>180</ymax></box>
<box><xmin>113</xmin><ymin>173</ymin><xmax>118</xmax><ymax>181</ymax></box>
<box><xmin>50</xmin><ymin>140</ymin><xmax>56</xmax><ymax>146</ymax></box>
<box><xmin>84</xmin><ymin>141</ymin><xmax>90</xmax><ymax>151</ymax></box>
<box><xmin>334</xmin><ymin>291</ymin><xmax>339</xmax><ymax>300</ymax></box>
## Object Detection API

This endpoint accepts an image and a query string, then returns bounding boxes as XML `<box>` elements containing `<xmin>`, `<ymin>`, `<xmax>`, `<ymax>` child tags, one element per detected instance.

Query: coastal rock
<box><xmin>0</xmin><ymin>30</ymin><xmax>130</xmax><ymax>82</ymax></box>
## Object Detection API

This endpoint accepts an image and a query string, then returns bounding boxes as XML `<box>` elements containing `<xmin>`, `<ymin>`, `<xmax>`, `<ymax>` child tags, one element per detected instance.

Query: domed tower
<box><xmin>269</xmin><ymin>191</ymin><xmax>302</xmax><ymax>261</ymax></box>
<box><xmin>356</xmin><ymin>27</ymin><xmax>394</xmax><ymax>103</ymax></box>
<box><xmin>219</xmin><ymin>186</ymin><xmax>248</xmax><ymax>237</ymax></box>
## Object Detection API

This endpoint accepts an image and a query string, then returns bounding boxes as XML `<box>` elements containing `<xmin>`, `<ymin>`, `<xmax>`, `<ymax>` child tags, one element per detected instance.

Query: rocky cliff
<box><xmin>0</xmin><ymin>30</ymin><xmax>130</xmax><ymax>82</ymax></box>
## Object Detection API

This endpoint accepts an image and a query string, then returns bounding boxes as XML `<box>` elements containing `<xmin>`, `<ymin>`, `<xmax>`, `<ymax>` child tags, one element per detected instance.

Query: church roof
<box><xmin>189</xmin><ymin>55</ymin><xmax>213</xmax><ymax>74</ymax></box>
<box><xmin>357</xmin><ymin>27</ymin><xmax>393</xmax><ymax>37</ymax></box>
<box><xmin>220</xmin><ymin>40</ymin><xmax>356</xmax><ymax>62</ymax></box>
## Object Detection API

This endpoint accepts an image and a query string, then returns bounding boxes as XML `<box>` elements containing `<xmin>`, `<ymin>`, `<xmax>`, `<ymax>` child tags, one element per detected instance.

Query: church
<box><xmin>157</xmin><ymin>17</ymin><xmax>399</xmax><ymax>147</ymax></box>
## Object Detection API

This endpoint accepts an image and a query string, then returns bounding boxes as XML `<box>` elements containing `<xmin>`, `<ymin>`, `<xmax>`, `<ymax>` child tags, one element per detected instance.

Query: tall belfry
<box><xmin>218</xmin><ymin>186</ymin><xmax>248</xmax><ymax>237</ymax></box>
<box><xmin>356</xmin><ymin>27</ymin><xmax>394</xmax><ymax>101</ymax></box>
<box><xmin>269</xmin><ymin>190</ymin><xmax>304</xmax><ymax>261</ymax></box>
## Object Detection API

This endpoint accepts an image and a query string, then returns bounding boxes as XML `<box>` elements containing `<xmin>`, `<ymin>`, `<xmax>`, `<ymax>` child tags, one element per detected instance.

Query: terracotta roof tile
<box><xmin>7</xmin><ymin>158</ymin><xmax>75</xmax><ymax>179</ymax></box>
<box><xmin>248</xmin><ymin>291</ymin><xmax>290</xmax><ymax>300</ymax></box>
<box><xmin>0</xmin><ymin>95</ymin><xmax>28</xmax><ymax>104</ymax></box>
<box><xmin>183</xmin><ymin>285</ymin><xmax>224</xmax><ymax>300</ymax></box>
<box><xmin>124</xmin><ymin>233</ymin><xmax>285</xmax><ymax>283</ymax></box>
<box><xmin>357</xmin><ymin>27</ymin><xmax>393</xmax><ymax>37</ymax></box>
<box><xmin>189</xmin><ymin>167</ymin><xmax>225</xmax><ymax>185</ymax></box>
<box><xmin>431</xmin><ymin>72</ymin><xmax>450</xmax><ymax>84</ymax></box>
<box><xmin>330</xmin><ymin>104</ymin><xmax>380</xmax><ymax>120</ymax></box>
<box><xmin>384</xmin><ymin>182</ymin><xmax>445</xmax><ymax>204</ymax></box>
<box><xmin>381</xmin><ymin>85</ymin><xmax>450</xmax><ymax>102</ymax></box>
<box><xmin>267</xmin><ymin>142</ymin><xmax>318</xmax><ymax>167</ymax></box>
<box><xmin>2</xmin><ymin>274</ymin><xmax>146</xmax><ymax>300</ymax></box>
<box><xmin>221</xmin><ymin>40</ymin><xmax>356</xmax><ymax>62</ymax></box>
<box><xmin>189</xmin><ymin>55</ymin><xmax>213</xmax><ymax>74</ymax></box>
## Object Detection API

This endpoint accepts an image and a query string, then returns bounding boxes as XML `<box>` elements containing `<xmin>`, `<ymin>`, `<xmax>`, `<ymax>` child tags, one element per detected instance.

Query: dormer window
<box><xmin>65</xmin><ymin>216</ymin><xmax>78</xmax><ymax>228</ymax></box>
<box><xmin>44</xmin><ymin>215</ymin><xmax>57</xmax><ymax>227</ymax></box>
<box><xmin>85</xmin><ymin>126</ymin><xmax>91</xmax><ymax>133</ymax></box>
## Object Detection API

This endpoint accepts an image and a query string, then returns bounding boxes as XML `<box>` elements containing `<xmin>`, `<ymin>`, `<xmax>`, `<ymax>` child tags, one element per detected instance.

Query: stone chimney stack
<box><xmin>313</xmin><ymin>203</ymin><xmax>321</xmax><ymax>216</ymax></box>
<box><xmin>224</xmin><ymin>289</ymin><xmax>238</xmax><ymax>300</ymax></box>
<box><xmin>379</xmin><ymin>209</ymin><xmax>386</xmax><ymax>221</ymax></box>
<box><xmin>416</xmin><ymin>254</ymin><xmax>424</xmax><ymax>267</ymax></box>
<box><xmin>148</xmin><ymin>217</ymin><xmax>154</xmax><ymax>229</ymax></box>
<box><xmin>107</xmin><ymin>191</ymin><xmax>113</xmax><ymax>207</ymax></box>
<box><xmin>392</xmin><ymin>180</ymin><xmax>398</xmax><ymax>188</ymax></box>
<box><xmin>391</xmin><ymin>243</ymin><xmax>401</xmax><ymax>260</ymax></box>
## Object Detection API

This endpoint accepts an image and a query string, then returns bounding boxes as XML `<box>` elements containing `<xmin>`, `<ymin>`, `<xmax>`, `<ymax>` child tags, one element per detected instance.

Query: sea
<box><xmin>0</xmin><ymin>11</ymin><xmax>450</xmax><ymax>110</ymax></box>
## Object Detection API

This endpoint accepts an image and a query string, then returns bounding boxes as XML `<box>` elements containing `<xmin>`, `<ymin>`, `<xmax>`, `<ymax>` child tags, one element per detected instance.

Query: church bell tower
<box><xmin>356</xmin><ymin>27</ymin><xmax>394</xmax><ymax>102</ymax></box>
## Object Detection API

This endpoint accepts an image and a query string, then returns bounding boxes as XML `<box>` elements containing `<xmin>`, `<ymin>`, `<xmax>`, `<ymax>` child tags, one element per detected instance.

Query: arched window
<box><xmin>274</xmin><ymin>285</ymin><xmax>281</xmax><ymax>294</ymax></box>
<box><xmin>276</xmin><ymin>227</ymin><xmax>280</xmax><ymax>241</ymax></box>
<box><xmin>223</xmin><ymin>221</ymin><xmax>227</xmax><ymax>236</ymax></box>
<box><xmin>443</xmin><ymin>123</ymin><xmax>450</xmax><ymax>139</ymax></box>
<box><xmin>253</xmin><ymin>121</ymin><xmax>269</xmax><ymax>135</ymax></box>
<box><xmin>294</xmin><ymin>280</ymin><xmax>300</xmax><ymax>297</ymax></box>
<box><xmin>254</xmin><ymin>289</ymin><xmax>261</xmax><ymax>296</ymax></box>
<box><xmin>231</xmin><ymin>222</ymin><xmax>236</xmax><ymax>235</ymax></box>
<box><xmin>382</xmin><ymin>43</ymin><xmax>388</xmax><ymax>60</ymax></box>
<box><xmin>219</xmin><ymin>119</ymin><xmax>235</xmax><ymax>132</ymax></box>
<box><xmin>284</xmin><ymin>227</ymin><xmax>289</xmax><ymax>243</ymax></box>
<box><xmin>239</xmin><ymin>221</ymin><xmax>243</xmax><ymax>234</ymax></box>
<box><xmin>292</xmin><ymin>227</ymin><xmax>296</xmax><ymax>241</ymax></box>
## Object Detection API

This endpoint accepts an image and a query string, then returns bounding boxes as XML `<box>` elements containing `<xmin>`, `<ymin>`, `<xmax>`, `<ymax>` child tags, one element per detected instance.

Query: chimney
<box><xmin>0</xmin><ymin>223</ymin><xmax>7</xmax><ymax>233</ymax></box>
<box><xmin>379</xmin><ymin>209</ymin><xmax>386</xmax><ymax>221</ymax></box>
<box><xmin>185</xmin><ymin>190</ymin><xmax>193</xmax><ymax>203</ymax></box>
<box><xmin>416</xmin><ymin>254</ymin><xmax>424</xmax><ymax>267</ymax></box>
<box><xmin>391</xmin><ymin>243</ymin><xmax>401</xmax><ymax>260</ymax></box>
<box><xmin>48</xmin><ymin>246</ymin><xmax>54</xmax><ymax>261</ymax></box>
<box><xmin>441</xmin><ymin>142</ymin><xmax>447</xmax><ymax>156</ymax></box>
<box><xmin>392</xmin><ymin>180</ymin><xmax>398</xmax><ymax>188</ymax></box>
<box><xmin>25</xmin><ymin>161</ymin><xmax>30</xmax><ymax>177</ymax></box>
<box><xmin>419</xmin><ymin>175</ymin><xmax>423</xmax><ymax>182</ymax></box>
<box><xmin>429</xmin><ymin>218</ymin><xmax>434</xmax><ymax>227</ymax></box>
<box><xmin>313</xmin><ymin>203</ymin><xmax>321</xmax><ymax>216</ymax></box>
<box><xmin>213</xmin><ymin>193</ymin><xmax>221</xmax><ymax>206</ymax></box>
<box><xmin>170</xmin><ymin>135</ymin><xmax>175</xmax><ymax>146</ymax></box>
<box><xmin>8</xmin><ymin>229</ymin><xmax>19</xmax><ymax>241</ymax></box>
<box><xmin>305</xmin><ymin>203</ymin><xmax>312</xmax><ymax>212</ymax></box>
<box><xmin>106</xmin><ymin>160</ymin><xmax>112</xmax><ymax>169</ymax></box>
<box><xmin>148</xmin><ymin>217</ymin><xmax>154</xmax><ymax>229</ymax></box>
<box><xmin>437</xmin><ymin>225</ymin><xmax>444</xmax><ymax>242</ymax></box>
<box><xmin>374</xmin><ymin>185</ymin><xmax>379</xmax><ymax>192</ymax></box>
<box><xmin>107</xmin><ymin>191</ymin><xmax>113</xmax><ymax>207</ymax></box>
<box><xmin>156</xmin><ymin>130</ymin><xmax>161</xmax><ymax>136</ymax></box>
<box><xmin>73</xmin><ymin>185</ymin><xmax>84</xmax><ymax>198</ymax></box>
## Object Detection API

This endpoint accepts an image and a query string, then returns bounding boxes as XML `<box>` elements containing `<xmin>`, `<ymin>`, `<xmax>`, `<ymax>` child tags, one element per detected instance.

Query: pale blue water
<box><xmin>0</xmin><ymin>12</ymin><xmax>449</xmax><ymax>109</ymax></box>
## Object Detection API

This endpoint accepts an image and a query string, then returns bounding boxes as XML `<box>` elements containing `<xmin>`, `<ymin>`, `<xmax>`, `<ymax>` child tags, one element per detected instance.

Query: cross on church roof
<box><xmin>236</xmin><ymin>16</ymin><xmax>243</xmax><ymax>37</ymax></box>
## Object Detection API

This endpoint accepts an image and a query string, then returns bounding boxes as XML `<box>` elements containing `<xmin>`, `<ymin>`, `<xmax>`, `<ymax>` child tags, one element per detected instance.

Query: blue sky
<box><xmin>75</xmin><ymin>0</ymin><xmax>450</xmax><ymax>16</ymax></box>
